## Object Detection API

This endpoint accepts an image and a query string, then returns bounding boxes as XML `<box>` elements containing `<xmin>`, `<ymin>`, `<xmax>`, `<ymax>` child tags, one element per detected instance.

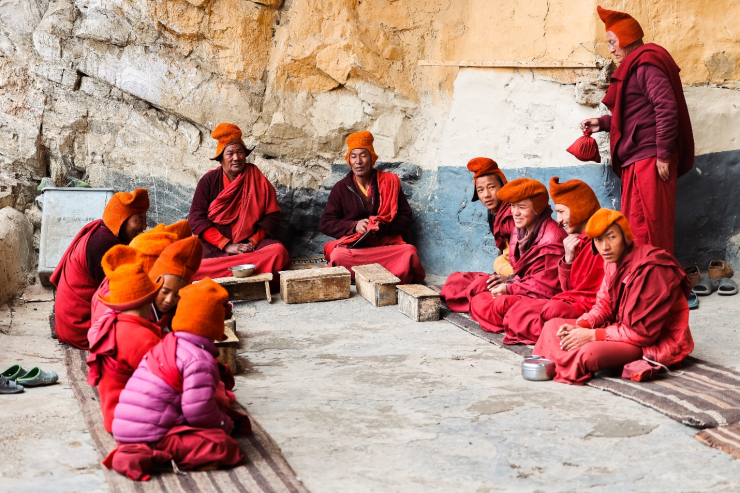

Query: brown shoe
<box><xmin>684</xmin><ymin>265</ymin><xmax>701</xmax><ymax>286</ymax></box>
<box><xmin>708</xmin><ymin>260</ymin><xmax>734</xmax><ymax>280</ymax></box>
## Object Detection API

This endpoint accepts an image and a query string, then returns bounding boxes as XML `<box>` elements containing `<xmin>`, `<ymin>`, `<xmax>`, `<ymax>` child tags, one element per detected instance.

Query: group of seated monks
<box><xmin>47</xmin><ymin>121</ymin><xmax>693</xmax><ymax>480</ymax></box>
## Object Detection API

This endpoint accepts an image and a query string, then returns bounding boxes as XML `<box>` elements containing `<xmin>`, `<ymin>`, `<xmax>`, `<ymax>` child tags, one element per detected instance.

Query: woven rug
<box><xmin>65</xmin><ymin>346</ymin><xmax>309</xmax><ymax>493</ymax></box>
<box><xmin>696</xmin><ymin>423</ymin><xmax>740</xmax><ymax>458</ymax></box>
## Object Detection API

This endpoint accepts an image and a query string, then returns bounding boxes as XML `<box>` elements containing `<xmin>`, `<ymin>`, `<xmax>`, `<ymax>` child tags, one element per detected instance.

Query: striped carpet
<box><xmin>696</xmin><ymin>423</ymin><xmax>740</xmax><ymax>459</ymax></box>
<box><xmin>65</xmin><ymin>347</ymin><xmax>309</xmax><ymax>493</ymax></box>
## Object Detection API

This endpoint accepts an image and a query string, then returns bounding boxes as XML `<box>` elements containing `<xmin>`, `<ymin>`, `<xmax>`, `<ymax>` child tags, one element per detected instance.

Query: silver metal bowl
<box><xmin>228</xmin><ymin>264</ymin><xmax>256</xmax><ymax>278</ymax></box>
<box><xmin>521</xmin><ymin>355</ymin><xmax>555</xmax><ymax>381</ymax></box>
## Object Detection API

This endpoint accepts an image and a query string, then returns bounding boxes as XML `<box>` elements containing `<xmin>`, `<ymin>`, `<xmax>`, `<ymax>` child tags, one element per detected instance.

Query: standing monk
<box><xmin>188</xmin><ymin>123</ymin><xmax>290</xmax><ymax>281</ymax></box>
<box><xmin>581</xmin><ymin>6</ymin><xmax>694</xmax><ymax>254</ymax></box>
<box><xmin>534</xmin><ymin>209</ymin><xmax>693</xmax><ymax>385</ymax></box>
<box><xmin>469</xmin><ymin>178</ymin><xmax>567</xmax><ymax>332</ymax></box>
<box><xmin>441</xmin><ymin>158</ymin><xmax>514</xmax><ymax>312</ymax></box>
<box><xmin>503</xmin><ymin>178</ymin><xmax>604</xmax><ymax>344</ymax></box>
<box><xmin>51</xmin><ymin>189</ymin><xmax>149</xmax><ymax>349</ymax></box>
<box><xmin>320</xmin><ymin>131</ymin><xmax>425</xmax><ymax>284</ymax></box>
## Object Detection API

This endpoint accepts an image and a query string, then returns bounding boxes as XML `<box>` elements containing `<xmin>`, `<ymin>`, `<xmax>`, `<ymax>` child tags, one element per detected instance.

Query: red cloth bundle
<box><xmin>621</xmin><ymin>359</ymin><xmax>661</xmax><ymax>381</ymax></box>
<box><xmin>567</xmin><ymin>130</ymin><xmax>601</xmax><ymax>163</ymax></box>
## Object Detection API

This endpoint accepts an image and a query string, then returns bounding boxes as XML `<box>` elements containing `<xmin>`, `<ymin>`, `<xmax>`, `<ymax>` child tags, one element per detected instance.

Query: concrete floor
<box><xmin>1</xmin><ymin>289</ymin><xmax>740</xmax><ymax>492</ymax></box>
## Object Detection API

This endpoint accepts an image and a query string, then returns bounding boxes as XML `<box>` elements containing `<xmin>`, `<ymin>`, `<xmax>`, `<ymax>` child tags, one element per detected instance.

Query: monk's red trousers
<box><xmin>469</xmin><ymin>293</ymin><xmax>525</xmax><ymax>333</ymax></box>
<box><xmin>621</xmin><ymin>156</ymin><xmax>677</xmax><ymax>254</ymax></box>
<box><xmin>194</xmin><ymin>240</ymin><xmax>290</xmax><ymax>287</ymax></box>
<box><xmin>440</xmin><ymin>272</ymin><xmax>489</xmax><ymax>312</ymax></box>
<box><xmin>502</xmin><ymin>299</ymin><xmax>584</xmax><ymax>345</ymax></box>
<box><xmin>328</xmin><ymin>244</ymin><xmax>426</xmax><ymax>284</ymax></box>
<box><xmin>533</xmin><ymin>318</ymin><xmax>643</xmax><ymax>385</ymax></box>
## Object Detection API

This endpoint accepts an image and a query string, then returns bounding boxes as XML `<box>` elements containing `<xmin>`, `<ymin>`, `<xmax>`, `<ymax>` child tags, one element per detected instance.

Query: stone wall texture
<box><xmin>0</xmin><ymin>0</ymin><xmax>739</xmax><ymax>293</ymax></box>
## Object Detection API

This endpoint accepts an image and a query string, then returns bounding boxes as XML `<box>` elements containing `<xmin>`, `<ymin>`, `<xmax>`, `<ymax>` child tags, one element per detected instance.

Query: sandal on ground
<box><xmin>708</xmin><ymin>260</ymin><xmax>734</xmax><ymax>279</ymax></box>
<box><xmin>0</xmin><ymin>374</ymin><xmax>24</xmax><ymax>394</ymax></box>
<box><xmin>718</xmin><ymin>278</ymin><xmax>739</xmax><ymax>296</ymax></box>
<box><xmin>16</xmin><ymin>367</ymin><xmax>58</xmax><ymax>387</ymax></box>
<box><xmin>684</xmin><ymin>265</ymin><xmax>700</xmax><ymax>286</ymax></box>
<box><xmin>1</xmin><ymin>364</ymin><xmax>29</xmax><ymax>381</ymax></box>
<box><xmin>687</xmin><ymin>290</ymin><xmax>699</xmax><ymax>309</ymax></box>
<box><xmin>693</xmin><ymin>277</ymin><xmax>719</xmax><ymax>296</ymax></box>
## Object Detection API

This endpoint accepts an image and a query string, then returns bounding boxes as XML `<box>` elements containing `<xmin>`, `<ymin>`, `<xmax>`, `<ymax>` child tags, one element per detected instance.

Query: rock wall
<box><xmin>0</xmin><ymin>0</ymin><xmax>738</xmax><ymax>288</ymax></box>
<box><xmin>0</xmin><ymin>208</ymin><xmax>34</xmax><ymax>304</ymax></box>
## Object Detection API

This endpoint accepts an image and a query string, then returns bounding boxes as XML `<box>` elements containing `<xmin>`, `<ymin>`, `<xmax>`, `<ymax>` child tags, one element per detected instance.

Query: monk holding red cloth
<box><xmin>580</xmin><ymin>6</ymin><xmax>694</xmax><ymax>254</ymax></box>
<box><xmin>87</xmin><ymin>245</ymin><xmax>164</xmax><ymax>432</ymax></box>
<box><xmin>502</xmin><ymin>178</ymin><xmax>604</xmax><ymax>344</ymax></box>
<box><xmin>534</xmin><ymin>209</ymin><xmax>693</xmax><ymax>385</ymax></box>
<box><xmin>319</xmin><ymin>131</ymin><xmax>425</xmax><ymax>284</ymax></box>
<box><xmin>188</xmin><ymin>123</ymin><xmax>289</xmax><ymax>281</ymax></box>
<box><xmin>51</xmin><ymin>188</ymin><xmax>149</xmax><ymax>349</ymax></box>
<box><xmin>441</xmin><ymin>158</ymin><xmax>513</xmax><ymax>312</ymax></box>
<box><xmin>469</xmin><ymin>178</ymin><xmax>566</xmax><ymax>332</ymax></box>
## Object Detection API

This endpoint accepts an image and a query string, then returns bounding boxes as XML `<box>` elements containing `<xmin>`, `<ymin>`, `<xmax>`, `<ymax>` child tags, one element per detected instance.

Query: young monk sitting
<box><xmin>533</xmin><ymin>209</ymin><xmax>694</xmax><ymax>385</ymax></box>
<box><xmin>502</xmin><ymin>177</ymin><xmax>604</xmax><ymax>344</ymax></box>
<box><xmin>441</xmin><ymin>158</ymin><xmax>513</xmax><ymax>312</ymax></box>
<box><xmin>469</xmin><ymin>178</ymin><xmax>567</xmax><ymax>332</ymax></box>
<box><xmin>51</xmin><ymin>189</ymin><xmax>149</xmax><ymax>349</ymax></box>
<box><xmin>106</xmin><ymin>278</ymin><xmax>244</xmax><ymax>481</ymax></box>
<box><xmin>319</xmin><ymin>131</ymin><xmax>425</xmax><ymax>284</ymax></box>
<box><xmin>188</xmin><ymin>123</ymin><xmax>289</xmax><ymax>282</ymax></box>
<box><xmin>86</xmin><ymin>245</ymin><xmax>164</xmax><ymax>433</ymax></box>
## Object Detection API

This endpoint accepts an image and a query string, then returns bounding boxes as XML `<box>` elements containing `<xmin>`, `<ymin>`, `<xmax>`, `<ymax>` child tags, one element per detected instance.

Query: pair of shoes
<box><xmin>1</xmin><ymin>365</ymin><xmax>58</xmax><ymax>387</ymax></box>
<box><xmin>0</xmin><ymin>374</ymin><xmax>24</xmax><ymax>394</ymax></box>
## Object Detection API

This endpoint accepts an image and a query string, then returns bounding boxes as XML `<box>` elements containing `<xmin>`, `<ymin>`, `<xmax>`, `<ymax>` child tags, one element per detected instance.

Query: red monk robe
<box><xmin>441</xmin><ymin>203</ymin><xmax>515</xmax><ymax>312</ymax></box>
<box><xmin>469</xmin><ymin>208</ymin><xmax>566</xmax><ymax>332</ymax></box>
<box><xmin>320</xmin><ymin>169</ymin><xmax>425</xmax><ymax>284</ymax></box>
<box><xmin>534</xmin><ymin>244</ymin><xmax>693</xmax><ymax>385</ymax></box>
<box><xmin>188</xmin><ymin>165</ymin><xmax>290</xmax><ymax>281</ymax></box>
<box><xmin>502</xmin><ymin>233</ymin><xmax>605</xmax><ymax>345</ymax></box>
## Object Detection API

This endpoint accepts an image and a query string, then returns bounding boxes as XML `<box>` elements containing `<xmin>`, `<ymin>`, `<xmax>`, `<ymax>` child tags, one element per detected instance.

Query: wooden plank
<box><xmin>211</xmin><ymin>273</ymin><xmax>273</xmax><ymax>285</ymax></box>
<box><xmin>397</xmin><ymin>285</ymin><xmax>441</xmax><ymax>322</ymax></box>
<box><xmin>352</xmin><ymin>264</ymin><xmax>400</xmax><ymax>307</ymax></box>
<box><xmin>280</xmin><ymin>267</ymin><xmax>351</xmax><ymax>304</ymax></box>
<box><xmin>209</xmin><ymin>274</ymin><xmax>273</xmax><ymax>302</ymax></box>
<box><xmin>216</xmin><ymin>319</ymin><xmax>239</xmax><ymax>373</ymax></box>
<box><xmin>397</xmin><ymin>284</ymin><xmax>439</xmax><ymax>298</ymax></box>
<box><xmin>418</xmin><ymin>60</ymin><xmax>602</xmax><ymax>68</ymax></box>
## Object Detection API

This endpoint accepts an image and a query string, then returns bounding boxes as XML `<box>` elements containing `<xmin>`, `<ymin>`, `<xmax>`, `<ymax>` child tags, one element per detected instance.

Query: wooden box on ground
<box><xmin>216</xmin><ymin>317</ymin><xmax>238</xmax><ymax>373</ymax></box>
<box><xmin>352</xmin><ymin>264</ymin><xmax>400</xmax><ymax>307</ymax></box>
<box><xmin>211</xmin><ymin>273</ymin><xmax>272</xmax><ymax>302</ymax></box>
<box><xmin>280</xmin><ymin>267</ymin><xmax>351</xmax><ymax>304</ymax></box>
<box><xmin>397</xmin><ymin>284</ymin><xmax>441</xmax><ymax>322</ymax></box>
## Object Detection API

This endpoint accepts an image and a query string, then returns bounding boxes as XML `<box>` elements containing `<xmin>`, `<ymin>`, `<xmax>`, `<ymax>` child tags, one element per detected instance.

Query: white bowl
<box><xmin>228</xmin><ymin>264</ymin><xmax>256</xmax><ymax>278</ymax></box>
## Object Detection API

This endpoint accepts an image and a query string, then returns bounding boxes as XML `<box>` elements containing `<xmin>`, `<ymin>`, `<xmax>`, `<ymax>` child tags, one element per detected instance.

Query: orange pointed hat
<box><xmin>102</xmin><ymin>188</ymin><xmax>150</xmax><ymax>237</ymax></box>
<box><xmin>497</xmin><ymin>178</ymin><xmax>550</xmax><ymax>214</ymax></box>
<box><xmin>210</xmin><ymin>122</ymin><xmax>252</xmax><ymax>161</ymax></box>
<box><xmin>129</xmin><ymin>231</ymin><xmax>179</xmax><ymax>273</ymax></box>
<box><xmin>149</xmin><ymin>236</ymin><xmax>203</xmax><ymax>284</ymax></box>
<box><xmin>467</xmin><ymin>157</ymin><xmax>508</xmax><ymax>202</ymax></box>
<box><xmin>345</xmin><ymin>131</ymin><xmax>379</xmax><ymax>165</ymax></box>
<box><xmin>585</xmin><ymin>208</ymin><xmax>634</xmax><ymax>254</ymax></box>
<box><xmin>151</xmin><ymin>220</ymin><xmax>192</xmax><ymax>240</ymax></box>
<box><xmin>549</xmin><ymin>177</ymin><xmax>601</xmax><ymax>226</ymax></box>
<box><xmin>98</xmin><ymin>245</ymin><xmax>162</xmax><ymax>310</ymax></box>
<box><xmin>597</xmin><ymin>6</ymin><xmax>644</xmax><ymax>47</ymax></box>
<box><xmin>172</xmin><ymin>278</ymin><xmax>228</xmax><ymax>342</ymax></box>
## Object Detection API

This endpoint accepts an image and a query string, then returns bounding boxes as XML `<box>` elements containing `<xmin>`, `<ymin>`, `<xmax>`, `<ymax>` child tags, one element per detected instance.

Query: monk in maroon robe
<box><xmin>581</xmin><ymin>6</ymin><xmax>694</xmax><ymax>255</ymax></box>
<box><xmin>188</xmin><ymin>123</ymin><xmax>289</xmax><ymax>282</ymax></box>
<box><xmin>534</xmin><ymin>209</ymin><xmax>693</xmax><ymax>385</ymax></box>
<box><xmin>502</xmin><ymin>177</ymin><xmax>604</xmax><ymax>345</ymax></box>
<box><xmin>469</xmin><ymin>178</ymin><xmax>566</xmax><ymax>332</ymax></box>
<box><xmin>441</xmin><ymin>158</ymin><xmax>514</xmax><ymax>313</ymax></box>
<box><xmin>319</xmin><ymin>131</ymin><xmax>425</xmax><ymax>284</ymax></box>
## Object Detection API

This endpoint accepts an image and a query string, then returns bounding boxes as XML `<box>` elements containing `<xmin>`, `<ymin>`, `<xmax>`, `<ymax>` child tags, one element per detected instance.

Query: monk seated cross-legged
<box><xmin>468</xmin><ymin>178</ymin><xmax>567</xmax><ymax>332</ymax></box>
<box><xmin>441</xmin><ymin>158</ymin><xmax>514</xmax><ymax>312</ymax></box>
<box><xmin>319</xmin><ymin>131</ymin><xmax>425</xmax><ymax>284</ymax></box>
<box><xmin>533</xmin><ymin>209</ymin><xmax>694</xmax><ymax>385</ymax></box>
<box><xmin>502</xmin><ymin>177</ymin><xmax>605</xmax><ymax>345</ymax></box>
<box><xmin>188</xmin><ymin>123</ymin><xmax>290</xmax><ymax>283</ymax></box>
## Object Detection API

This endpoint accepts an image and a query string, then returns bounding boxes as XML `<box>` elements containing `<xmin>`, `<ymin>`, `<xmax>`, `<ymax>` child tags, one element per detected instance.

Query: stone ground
<box><xmin>1</xmin><ymin>287</ymin><xmax>740</xmax><ymax>492</ymax></box>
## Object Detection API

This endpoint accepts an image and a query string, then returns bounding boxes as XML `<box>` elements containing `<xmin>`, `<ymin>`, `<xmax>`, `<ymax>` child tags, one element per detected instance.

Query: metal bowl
<box><xmin>228</xmin><ymin>264</ymin><xmax>256</xmax><ymax>278</ymax></box>
<box><xmin>521</xmin><ymin>355</ymin><xmax>555</xmax><ymax>381</ymax></box>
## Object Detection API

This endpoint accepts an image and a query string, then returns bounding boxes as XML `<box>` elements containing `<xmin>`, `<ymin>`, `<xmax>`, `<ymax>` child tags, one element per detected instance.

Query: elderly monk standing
<box><xmin>188</xmin><ymin>123</ymin><xmax>289</xmax><ymax>281</ymax></box>
<box><xmin>469</xmin><ymin>178</ymin><xmax>566</xmax><ymax>332</ymax></box>
<box><xmin>51</xmin><ymin>189</ymin><xmax>149</xmax><ymax>349</ymax></box>
<box><xmin>581</xmin><ymin>6</ymin><xmax>694</xmax><ymax>254</ymax></box>
<box><xmin>441</xmin><ymin>158</ymin><xmax>514</xmax><ymax>312</ymax></box>
<box><xmin>502</xmin><ymin>178</ymin><xmax>604</xmax><ymax>344</ymax></box>
<box><xmin>534</xmin><ymin>209</ymin><xmax>693</xmax><ymax>385</ymax></box>
<box><xmin>319</xmin><ymin>131</ymin><xmax>425</xmax><ymax>284</ymax></box>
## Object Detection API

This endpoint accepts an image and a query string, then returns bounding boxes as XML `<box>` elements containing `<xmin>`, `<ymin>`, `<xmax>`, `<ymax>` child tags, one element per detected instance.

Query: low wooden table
<box><xmin>211</xmin><ymin>273</ymin><xmax>273</xmax><ymax>302</ymax></box>
<box><xmin>216</xmin><ymin>317</ymin><xmax>239</xmax><ymax>373</ymax></box>
<box><xmin>280</xmin><ymin>266</ymin><xmax>351</xmax><ymax>304</ymax></box>
<box><xmin>397</xmin><ymin>284</ymin><xmax>441</xmax><ymax>322</ymax></box>
<box><xmin>352</xmin><ymin>264</ymin><xmax>401</xmax><ymax>307</ymax></box>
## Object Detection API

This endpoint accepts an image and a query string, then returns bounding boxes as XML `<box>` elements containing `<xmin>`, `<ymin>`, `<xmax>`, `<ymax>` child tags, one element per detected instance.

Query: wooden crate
<box><xmin>211</xmin><ymin>273</ymin><xmax>272</xmax><ymax>302</ymax></box>
<box><xmin>215</xmin><ymin>317</ymin><xmax>239</xmax><ymax>373</ymax></box>
<box><xmin>397</xmin><ymin>284</ymin><xmax>441</xmax><ymax>322</ymax></box>
<box><xmin>352</xmin><ymin>264</ymin><xmax>401</xmax><ymax>307</ymax></box>
<box><xmin>280</xmin><ymin>266</ymin><xmax>351</xmax><ymax>304</ymax></box>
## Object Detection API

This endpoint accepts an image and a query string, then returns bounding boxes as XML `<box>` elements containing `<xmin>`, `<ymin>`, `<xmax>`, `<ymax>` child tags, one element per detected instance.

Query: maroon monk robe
<box><xmin>441</xmin><ymin>204</ymin><xmax>515</xmax><ymax>313</ymax></box>
<box><xmin>502</xmin><ymin>233</ymin><xmax>605</xmax><ymax>345</ymax></box>
<box><xmin>469</xmin><ymin>209</ymin><xmax>566</xmax><ymax>332</ymax></box>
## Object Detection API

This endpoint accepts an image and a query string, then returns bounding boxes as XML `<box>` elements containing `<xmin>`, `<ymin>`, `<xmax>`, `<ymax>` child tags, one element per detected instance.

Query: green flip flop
<box><xmin>16</xmin><ymin>367</ymin><xmax>58</xmax><ymax>387</ymax></box>
<box><xmin>2</xmin><ymin>364</ymin><xmax>29</xmax><ymax>381</ymax></box>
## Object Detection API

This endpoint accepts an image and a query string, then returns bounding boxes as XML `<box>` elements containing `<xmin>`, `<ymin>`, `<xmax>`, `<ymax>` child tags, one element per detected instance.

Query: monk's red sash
<box><xmin>87</xmin><ymin>310</ymin><xmax>136</xmax><ymax>386</ymax></box>
<box><xmin>323</xmin><ymin>170</ymin><xmax>405</xmax><ymax>259</ymax></box>
<box><xmin>602</xmin><ymin>43</ymin><xmax>694</xmax><ymax>178</ymax></box>
<box><xmin>146</xmin><ymin>333</ymin><xmax>183</xmax><ymax>393</ymax></box>
<box><xmin>207</xmin><ymin>164</ymin><xmax>281</xmax><ymax>244</ymax></box>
